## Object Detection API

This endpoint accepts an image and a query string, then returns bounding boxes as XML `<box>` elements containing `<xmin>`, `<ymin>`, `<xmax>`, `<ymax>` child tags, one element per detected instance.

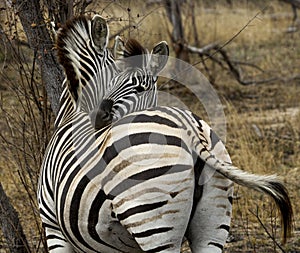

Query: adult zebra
<box><xmin>38</xmin><ymin>14</ymin><xmax>170</xmax><ymax>252</ymax></box>
<box><xmin>92</xmin><ymin>52</ymin><xmax>295</xmax><ymax>253</ymax></box>
<box><xmin>38</xmin><ymin>97</ymin><xmax>293</xmax><ymax>252</ymax></box>
<box><xmin>55</xmin><ymin>14</ymin><xmax>167</xmax><ymax>129</ymax></box>
<box><xmin>38</xmin><ymin>15</ymin><xmax>293</xmax><ymax>253</ymax></box>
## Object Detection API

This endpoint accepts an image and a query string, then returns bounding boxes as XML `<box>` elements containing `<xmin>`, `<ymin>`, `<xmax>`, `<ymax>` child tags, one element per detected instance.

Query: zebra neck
<box><xmin>76</xmin><ymin>51</ymin><xmax>119</xmax><ymax>113</ymax></box>
<box><xmin>56</xmin><ymin>16</ymin><xmax>119</xmax><ymax>113</ymax></box>
<box><xmin>54</xmin><ymin>85</ymin><xmax>76</xmax><ymax>129</ymax></box>
<box><xmin>54</xmin><ymin>51</ymin><xmax>119</xmax><ymax>129</ymax></box>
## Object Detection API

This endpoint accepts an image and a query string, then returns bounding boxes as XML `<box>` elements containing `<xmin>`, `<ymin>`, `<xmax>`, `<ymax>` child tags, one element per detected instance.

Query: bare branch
<box><xmin>146</xmin><ymin>0</ymin><xmax>164</xmax><ymax>5</ymax></box>
<box><xmin>184</xmin><ymin>42</ymin><xmax>300</xmax><ymax>86</ymax></box>
<box><xmin>249</xmin><ymin>208</ymin><xmax>286</xmax><ymax>253</ymax></box>
<box><xmin>185</xmin><ymin>42</ymin><xmax>219</xmax><ymax>55</ymax></box>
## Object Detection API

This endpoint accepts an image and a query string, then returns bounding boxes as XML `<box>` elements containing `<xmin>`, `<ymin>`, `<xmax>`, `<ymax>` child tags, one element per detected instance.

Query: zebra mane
<box><xmin>56</xmin><ymin>15</ymin><xmax>92</xmax><ymax>100</ymax></box>
<box><xmin>122</xmin><ymin>38</ymin><xmax>149</xmax><ymax>68</ymax></box>
<box><xmin>123</xmin><ymin>38</ymin><xmax>147</xmax><ymax>57</ymax></box>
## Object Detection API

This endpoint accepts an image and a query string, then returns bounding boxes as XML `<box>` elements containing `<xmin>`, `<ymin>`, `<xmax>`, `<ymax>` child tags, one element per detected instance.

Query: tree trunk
<box><xmin>0</xmin><ymin>183</ymin><xmax>29</xmax><ymax>253</ymax></box>
<box><xmin>164</xmin><ymin>0</ymin><xmax>190</xmax><ymax>62</ymax></box>
<box><xmin>0</xmin><ymin>1</ymin><xmax>66</xmax><ymax>251</ymax></box>
<box><xmin>14</xmin><ymin>0</ymin><xmax>64</xmax><ymax>115</ymax></box>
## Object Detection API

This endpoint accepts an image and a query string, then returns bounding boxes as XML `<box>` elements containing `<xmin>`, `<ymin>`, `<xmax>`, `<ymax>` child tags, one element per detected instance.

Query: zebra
<box><xmin>93</xmin><ymin>51</ymin><xmax>295</xmax><ymax>252</ymax></box>
<box><xmin>38</xmin><ymin>102</ymin><xmax>293</xmax><ymax>252</ymax></box>
<box><xmin>38</xmin><ymin>13</ymin><xmax>169</xmax><ymax>251</ymax></box>
<box><xmin>54</xmin><ymin>14</ymin><xmax>117</xmax><ymax>129</ymax></box>
<box><xmin>38</xmin><ymin>15</ymin><xmax>293</xmax><ymax>253</ymax></box>
<box><xmin>55</xmin><ymin>14</ymin><xmax>167</xmax><ymax>130</ymax></box>
<box><xmin>90</xmin><ymin>38</ymin><xmax>169</xmax><ymax>129</ymax></box>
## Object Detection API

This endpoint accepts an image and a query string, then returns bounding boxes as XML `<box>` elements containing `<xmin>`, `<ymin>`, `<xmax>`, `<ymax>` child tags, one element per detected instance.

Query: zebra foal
<box><xmin>90</xmin><ymin>37</ymin><xmax>168</xmax><ymax>129</ymax></box>
<box><xmin>54</xmin><ymin>14</ymin><xmax>117</xmax><ymax>128</ymax></box>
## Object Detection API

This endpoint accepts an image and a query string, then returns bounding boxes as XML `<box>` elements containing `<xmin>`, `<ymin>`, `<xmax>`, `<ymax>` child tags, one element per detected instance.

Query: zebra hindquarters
<box><xmin>111</xmin><ymin>166</ymin><xmax>195</xmax><ymax>253</ymax></box>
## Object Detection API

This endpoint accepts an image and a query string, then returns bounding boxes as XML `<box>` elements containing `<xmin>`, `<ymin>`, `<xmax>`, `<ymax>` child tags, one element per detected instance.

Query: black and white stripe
<box><xmin>55</xmin><ymin>15</ymin><xmax>168</xmax><ymax>131</ymax></box>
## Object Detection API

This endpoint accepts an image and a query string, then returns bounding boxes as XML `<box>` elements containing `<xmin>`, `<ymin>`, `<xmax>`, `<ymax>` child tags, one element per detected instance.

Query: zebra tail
<box><xmin>208</xmin><ymin>159</ymin><xmax>293</xmax><ymax>243</ymax></box>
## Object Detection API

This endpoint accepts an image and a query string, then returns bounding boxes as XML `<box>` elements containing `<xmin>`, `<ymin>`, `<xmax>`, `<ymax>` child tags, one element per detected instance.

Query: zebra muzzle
<box><xmin>90</xmin><ymin>99</ymin><xmax>114</xmax><ymax>130</ymax></box>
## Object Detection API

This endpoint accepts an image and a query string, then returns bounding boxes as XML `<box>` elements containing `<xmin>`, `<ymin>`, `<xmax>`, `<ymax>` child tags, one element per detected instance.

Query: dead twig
<box><xmin>249</xmin><ymin>207</ymin><xmax>286</xmax><ymax>253</ymax></box>
<box><xmin>109</xmin><ymin>5</ymin><xmax>164</xmax><ymax>41</ymax></box>
<box><xmin>185</xmin><ymin>42</ymin><xmax>220</xmax><ymax>54</ymax></box>
<box><xmin>159</xmin><ymin>9</ymin><xmax>270</xmax><ymax>89</ymax></box>
<box><xmin>185</xmin><ymin>41</ymin><xmax>300</xmax><ymax>86</ymax></box>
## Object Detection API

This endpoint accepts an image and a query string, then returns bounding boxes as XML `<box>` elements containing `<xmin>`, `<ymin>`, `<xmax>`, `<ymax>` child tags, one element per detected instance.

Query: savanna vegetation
<box><xmin>0</xmin><ymin>0</ymin><xmax>299</xmax><ymax>252</ymax></box>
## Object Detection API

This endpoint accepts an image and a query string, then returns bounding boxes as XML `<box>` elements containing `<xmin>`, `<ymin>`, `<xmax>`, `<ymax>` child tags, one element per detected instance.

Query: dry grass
<box><xmin>0</xmin><ymin>0</ymin><xmax>299</xmax><ymax>252</ymax></box>
<box><xmin>223</xmin><ymin>104</ymin><xmax>300</xmax><ymax>252</ymax></box>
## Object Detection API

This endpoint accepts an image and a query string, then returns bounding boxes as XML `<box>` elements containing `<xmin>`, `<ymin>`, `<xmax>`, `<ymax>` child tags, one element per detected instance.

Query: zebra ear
<box><xmin>91</xmin><ymin>15</ymin><xmax>109</xmax><ymax>52</ymax></box>
<box><xmin>149</xmin><ymin>41</ymin><xmax>169</xmax><ymax>76</ymax></box>
<box><xmin>113</xmin><ymin>36</ymin><xmax>126</xmax><ymax>59</ymax></box>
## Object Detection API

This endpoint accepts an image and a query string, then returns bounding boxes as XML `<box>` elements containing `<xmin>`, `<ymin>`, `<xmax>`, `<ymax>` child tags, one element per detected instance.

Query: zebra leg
<box><xmin>187</xmin><ymin>170</ymin><xmax>233</xmax><ymax>253</ymax></box>
<box><xmin>186</xmin><ymin>134</ymin><xmax>234</xmax><ymax>253</ymax></box>
<box><xmin>38</xmin><ymin>184</ymin><xmax>74</xmax><ymax>251</ymax></box>
<box><xmin>44</xmin><ymin>225</ymin><xmax>74</xmax><ymax>252</ymax></box>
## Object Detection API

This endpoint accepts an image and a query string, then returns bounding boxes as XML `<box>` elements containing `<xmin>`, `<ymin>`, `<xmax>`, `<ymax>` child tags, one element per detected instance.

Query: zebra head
<box><xmin>90</xmin><ymin>38</ymin><xmax>169</xmax><ymax>129</ymax></box>
<box><xmin>56</xmin><ymin>14</ymin><xmax>117</xmax><ymax>112</ymax></box>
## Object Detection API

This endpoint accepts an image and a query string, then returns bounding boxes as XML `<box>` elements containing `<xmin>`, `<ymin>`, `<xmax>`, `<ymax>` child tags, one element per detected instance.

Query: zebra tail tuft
<box><xmin>266</xmin><ymin>180</ymin><xmax>293</xmax><ymax>244</ymax></box>
<box><xmin>210</xmin><ymin>161</ymin><xmax>293</xmax><ymax>243</ymax></box>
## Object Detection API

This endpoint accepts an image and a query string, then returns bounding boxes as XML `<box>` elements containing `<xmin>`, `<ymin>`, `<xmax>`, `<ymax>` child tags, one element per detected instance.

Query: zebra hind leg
<box><xmin>186</xmin><ymin>168</ymin><xmax>233</xmax><ymax>253</ymax></box>
<box><xmin>185</xmin><ymin>119</ymin><xmax>234</xmax><ymax>253</ymax></box>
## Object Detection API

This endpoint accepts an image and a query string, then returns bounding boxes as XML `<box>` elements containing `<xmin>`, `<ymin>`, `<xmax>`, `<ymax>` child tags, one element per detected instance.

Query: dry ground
<box><xmin>0</xmin><ymin>0</ymin><xmax>299</xmax><ymax>252</ymax></box>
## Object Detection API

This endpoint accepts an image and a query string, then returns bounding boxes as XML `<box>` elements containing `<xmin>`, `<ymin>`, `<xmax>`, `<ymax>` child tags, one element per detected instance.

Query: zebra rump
<box><xmin>111</xmin><ymin>106</ymin><xmax>293</xmax><ymax>246</ymax></box>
